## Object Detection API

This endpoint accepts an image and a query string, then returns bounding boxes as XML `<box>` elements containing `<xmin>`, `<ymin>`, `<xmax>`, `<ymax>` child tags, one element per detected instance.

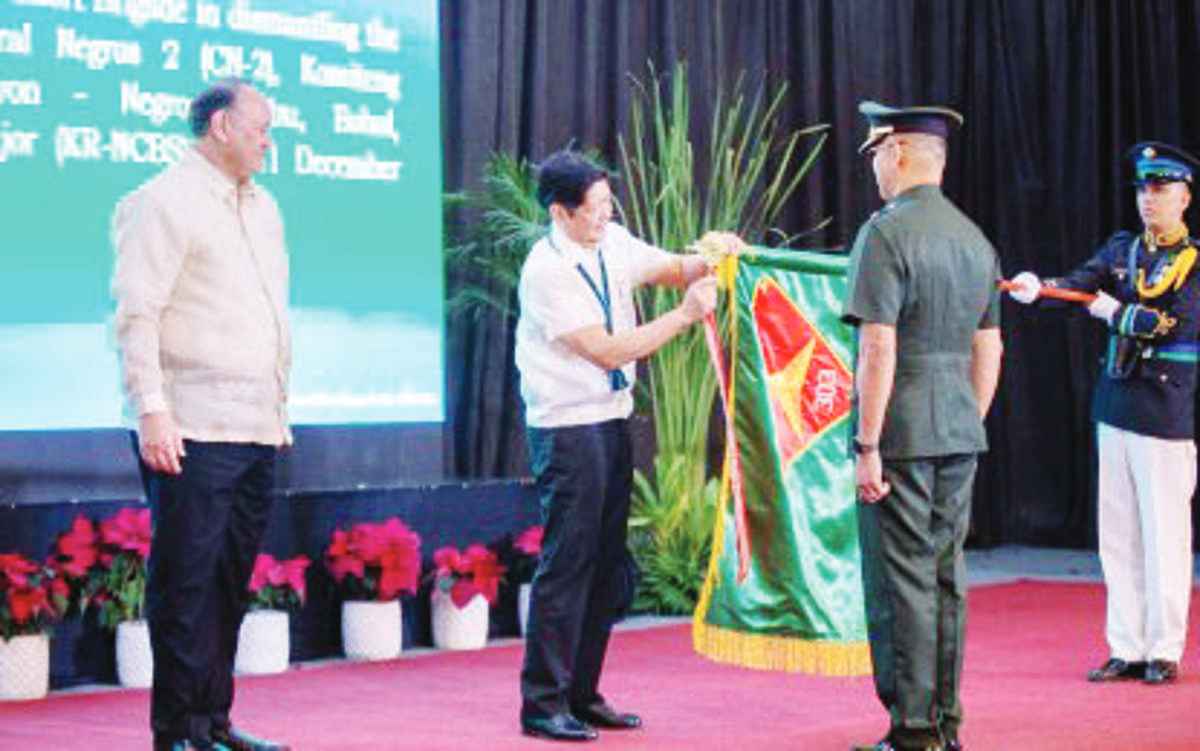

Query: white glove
<box><xmin>1008</xmin><ymin>271</ymin><xmax>1041</xmax><ymax>304</ymax></box>
<box><xmin>1087</xmin><ymin>290</ymin><xmax>1121</xmax><ymax>324</ymax></box>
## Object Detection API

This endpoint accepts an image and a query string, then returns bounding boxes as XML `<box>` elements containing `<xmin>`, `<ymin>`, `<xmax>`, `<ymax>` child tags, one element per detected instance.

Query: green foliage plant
<box><xmin>617</xmin><ymin>61</ymin><xmax>827</xmax><ymax>614</ymax></box>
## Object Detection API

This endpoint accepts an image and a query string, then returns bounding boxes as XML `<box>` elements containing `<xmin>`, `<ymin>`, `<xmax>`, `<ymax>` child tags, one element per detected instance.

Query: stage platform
<box><xmin>2</xmin><ymin>551</ymin><xmax>1199</xmax><ymax>749</ymax></box>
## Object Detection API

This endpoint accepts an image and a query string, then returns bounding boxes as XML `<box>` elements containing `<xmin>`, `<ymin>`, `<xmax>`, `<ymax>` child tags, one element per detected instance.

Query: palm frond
<box><xmin>444</xmin><ymin>152</ymin><xmax>548</xmax><ymax>320</ymax></box>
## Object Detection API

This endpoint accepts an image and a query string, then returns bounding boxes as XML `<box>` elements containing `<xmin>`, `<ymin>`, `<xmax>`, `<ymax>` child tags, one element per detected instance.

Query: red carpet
<box><xmin>2</xmin><ymin>581</ymin><xmax>1198</xmax><ymax>750</ymax></box>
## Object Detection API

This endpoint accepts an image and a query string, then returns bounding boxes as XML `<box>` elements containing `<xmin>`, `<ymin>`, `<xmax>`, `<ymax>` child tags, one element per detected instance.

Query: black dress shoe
<box><xmin>571</xmin><ymin>700</ymin><xmax>642</xmax><ymax>729</ymax></box>
<box><xmin>851</xmin><ymin>741</ymin><xmax>941</xmax><ymax>751</ymax></box>
<box><xmin>944</xmin><ymin>741</ymin><xmax>963</xmax><ymax>751</ymax></box>
<box><xmin>1087</xmin><ymin>657</ymin><xmax>1145</xmax><ymax>682</ymax></box>
<box><xmin>1143</xmin><ymin>659</ymin><xmax>1179</xmax><ymax>685</ymax></box>
<box><xmin>210</xmin><ymin>726</ymin><xmax>291</xmax><ymax>751</ymax></box>
<box><xmin>521</xmin><ymin>713</ymin><xmax>599</xmax><ymax>742</ymax></box>
<box><xmin>154</xmin><ymin>737</ymin><xmax>217</xmax><ymax>751</ymax></box>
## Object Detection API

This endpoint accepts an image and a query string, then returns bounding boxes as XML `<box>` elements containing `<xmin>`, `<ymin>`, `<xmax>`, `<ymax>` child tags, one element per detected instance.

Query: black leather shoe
<box><xmin>155</xmin><ymin>737</ymin><xmax>217</xmax><ymax>751</ymax></box>
<box><xmin>851</xmin><ymin>742</ymin><xmax>941</xmax><ymax>751</ymax></box>
<box><xmin>210</xmin><ymin>726</ymin><xmax>291</xmax><ymax>751</ymax></box>
<box><xmin>1087</xmin><ymin>657</ymin><xmax>1145</xmax><ymax>682</ymax></box>
<box><xmin>521</xmin><ymin>713</ymin><xmax>599</xmax><ymax>742</ymax></box>
<box><xmin>571</xmin><ymin>700</ymin><xmax>642</xmax><ymax>729</ymax></box>
<box><xmin>1143</xmin><ymin>659</ymin><xmax>1179</xmax><ymax>685</ymax></box>
<box><xmin>945</xmin><ymin>741</ymin><xmax>963</xmax><ymax>751</ymax></box>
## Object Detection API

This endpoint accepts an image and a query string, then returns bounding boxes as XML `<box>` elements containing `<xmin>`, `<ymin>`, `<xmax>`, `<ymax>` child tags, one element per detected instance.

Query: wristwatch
<box><xmin>852</xmin><ymin>438</ymin><xmax>878</xmax><ymax>455</ymax></box>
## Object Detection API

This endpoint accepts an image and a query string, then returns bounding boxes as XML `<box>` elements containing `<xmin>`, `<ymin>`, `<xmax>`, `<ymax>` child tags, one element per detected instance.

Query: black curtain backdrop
<box><xmin>439</xmin><ymin>0</ymin><xmax>1200</xmax><ymax>548</ymax></box>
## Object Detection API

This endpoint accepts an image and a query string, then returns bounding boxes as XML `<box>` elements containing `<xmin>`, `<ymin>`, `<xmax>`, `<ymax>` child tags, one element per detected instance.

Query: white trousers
<box><xmin>1097</xmin><ymin>422</ymin><xmax>1196</xmax><ymax>662</ymax></box>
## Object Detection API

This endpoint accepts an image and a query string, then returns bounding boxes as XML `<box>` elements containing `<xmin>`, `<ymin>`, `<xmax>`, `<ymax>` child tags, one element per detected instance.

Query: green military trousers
<box><xmin>857</xmin><ymin>453</ymin><xmax>977</xmax><ymax>750</ymax></box>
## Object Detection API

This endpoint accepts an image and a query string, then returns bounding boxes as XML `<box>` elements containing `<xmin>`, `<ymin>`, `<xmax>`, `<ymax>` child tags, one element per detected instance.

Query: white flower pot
<box><xmin>518</xmin><ymin>582</ymin><xmax>532</xmax><ymax>636</ymax></box>
<box><xmin>341</xmin><ymin>600</ymin><xmax>402</xmax><ymax>661</ymax></box>
<box><xmin>0</xmin><ymin>633</ymin><xmax>49</xmax><ymax>701</ymax></box>
<box><xmin>431</xmin><ymin>588</ymin><xmax>489</xmax><ymax>650</ymax></box>
<box><xmin>116</xmin><ymin>619</ymin><xmax>153</xmax><ymax>688</ymax></box>
<box><xmin>235</xmin><ymin>609</ymin><xmax>290</xmax><ymax>675</ymax></box>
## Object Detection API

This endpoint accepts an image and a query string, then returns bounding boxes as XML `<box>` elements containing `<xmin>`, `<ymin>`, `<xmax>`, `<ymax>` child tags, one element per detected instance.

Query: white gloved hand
<box><xmin>1087</xmin><ymin>290</ymin><xmax>1121</xmax><ymax>324</ymax></box>
<box><xmin>1008</xmin><ymin>271</ymin><xmax>1041</xmax><ymax>304</ymax></box>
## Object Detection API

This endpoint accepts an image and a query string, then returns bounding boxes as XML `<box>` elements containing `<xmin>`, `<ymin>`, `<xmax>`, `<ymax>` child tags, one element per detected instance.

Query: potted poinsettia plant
<box><xmin>46</xmin><ymin>515</ymin><xmax>100</xmax><ymax>615</ymax></box>
<box><xmin>325</xmin><ymin>517</ymin><xmax>422</xmax><ymax>660</ymax></box>
<box><xmin>91</xmin><ymin>507</ymin><xmax>153</xmax><ymax>688</ymax></box>
<box><xmin>0</xmin><ymin>552</ymin><xmax>65</xmax><ymax>700</ymax></box>
<box><xmin>511</xmin><ymin>526</ymin><xmax>543</xmax><ymax>635</ymax></box>
<box><xmin>428</xmin><ymin>544</ymin><xmax>505</xmax><ymax>650</ymax></box>
<box><xmin>235</xmin><ymin>553</ymin><xmax>310</xmax><ymax>675</ymax></box>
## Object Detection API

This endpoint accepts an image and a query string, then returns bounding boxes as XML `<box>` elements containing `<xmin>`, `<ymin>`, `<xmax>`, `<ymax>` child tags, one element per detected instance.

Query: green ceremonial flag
<box><xmin>693</xmin><ymin>248</ymin><xmax>870</xmax><ymax>676</ymax></box>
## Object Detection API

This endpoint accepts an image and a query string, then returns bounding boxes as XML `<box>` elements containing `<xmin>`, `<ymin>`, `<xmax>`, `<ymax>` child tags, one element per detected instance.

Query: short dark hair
<box><xmin>536</xmin><ymin>150</ymin><xmax>610</xmax><ymax>210</ymax></box>
<box><xmin>189</xmin><ymin>78</ymin><xmax>249</xmax><ymax>137</ymax></box>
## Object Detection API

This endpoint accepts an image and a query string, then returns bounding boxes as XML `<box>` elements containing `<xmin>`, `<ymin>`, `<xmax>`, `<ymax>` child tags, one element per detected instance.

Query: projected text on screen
<box><xmin>0</xmin><ymin>0</ymin><xmax>444</xmax><ymax>429</ymax></box>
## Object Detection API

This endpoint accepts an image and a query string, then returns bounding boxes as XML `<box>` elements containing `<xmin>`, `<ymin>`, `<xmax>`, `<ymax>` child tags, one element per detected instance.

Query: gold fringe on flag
<box><xmin>692</xmin><ymin>615</ymin><xmax>872</xmax><ymax>676</ymax></box>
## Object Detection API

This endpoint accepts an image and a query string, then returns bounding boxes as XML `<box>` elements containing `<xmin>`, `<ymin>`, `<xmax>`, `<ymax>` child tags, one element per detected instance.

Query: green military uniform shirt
<box><xmin>842</xmin><ymin>184</ymin><xmax>1001</xmax><ymax>459</ymax></box>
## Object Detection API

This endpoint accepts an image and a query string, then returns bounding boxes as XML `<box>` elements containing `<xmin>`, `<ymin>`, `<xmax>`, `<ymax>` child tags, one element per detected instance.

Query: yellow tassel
<box><xmin>716</xmin><ymin>253</ymin><xmax>739</xmax><ymax>292</ymax></box>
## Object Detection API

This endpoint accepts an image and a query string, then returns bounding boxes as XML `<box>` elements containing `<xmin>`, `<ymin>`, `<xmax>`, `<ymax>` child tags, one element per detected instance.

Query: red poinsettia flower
<box><xmin>48</xmin><ymin>575</ymin><xmax>71</xmax><ymax>602</ymax></box>
<box><xmin>433</xmin><ymin>546</ymin><xmax>466</xmax><ymax>578</ymax></box>
<box><xmin>376</xmin><ymin>521</ymin><xmax>421</xmax><ymax>601</ymax></box>
<box><xmin>325</xmin><ymin>517</ymin><xmax>422</xmax><ymax>601</ymax></box>
<box><xmin>463</xmin><ymin>544</ymin><xmax>506</xmax><ymax>606</ymax></box>
<box><xmin>55</xmin><ymin>515</ymin><xmax>99</xmax><ymax>577</ymax></box>
<box><xmin>8</xmin><ymin>584</ymin><xmax>51</xmax><ymax>625</ymax></box>
<box><xmin>325</xmin><ymin>530</ymin><xmax>365</xmax><ymax>582</ymax></box>
<box><xmin>326</xmin><ymin>529</ymin><xmax>353</xmax><ymax>560</ymax></box>
<box><xmin>327</xmin><ymin>554</ymin><xmax>364</xmax><ymax>583</ymax></box>
<box><xmin>279</xmin><ymin>556</ymin><xmax>310</xmax><ymax>602</ymax></box>
<box><xmin>248</xmin><ymin>553</ymin><xmax>311</xmax><ymax>608</ymax></box>
<box><xmin>248</xmin><ymin>553</ymin><xmax>279</xmax><ymax>593</ymax></box>
<box><xmin>514</xmin><ymin>526</ymin><xmax>544</xmax><ymax>557</ymax></box>
<box><xmin>435</xmin><ymin>544</ymin><xmax>506</xmax><ymax>607</ymax></box>
<box><xmin>348</xmin><ymin>522</ymin><xmax>387</xmax><ymax>564</ymax></box>
<box><xmin>0</xmin><ymin>552</ymin><xmax>39</xmax><ymax>588</ymax></box>
<box><xmin>99</xmin><ymin>507</ymin><xmax>152</xmax><ymax>560</ymax></box>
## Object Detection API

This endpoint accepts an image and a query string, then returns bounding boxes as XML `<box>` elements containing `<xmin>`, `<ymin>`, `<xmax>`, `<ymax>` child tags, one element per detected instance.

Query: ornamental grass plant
<box><xmin>617</xmin><ymin>61</ymin><xmax>827</xmax><ymax>614</ymax></box>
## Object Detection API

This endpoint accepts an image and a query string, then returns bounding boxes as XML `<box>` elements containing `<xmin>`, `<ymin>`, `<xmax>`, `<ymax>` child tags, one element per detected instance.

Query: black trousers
<box><xmin>134</xmin><ymin>436</ymin><xmax>277</xmax><ymax>744</ymax></box>
<box><xmin>520</xmin><ymin>418</ymin><xmax>633</xmax><ymax>720</ymax></box>
<box><xmin>857</xmin><ymin>454</ymin><xmax>977</xmax><ymax>751</ymax></box>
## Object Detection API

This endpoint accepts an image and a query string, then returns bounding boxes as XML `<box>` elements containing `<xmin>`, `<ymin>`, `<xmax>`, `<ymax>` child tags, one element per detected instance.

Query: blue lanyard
<box><xmin>575</xmin><ymin>252</ymin><xmax>612</xmax><ymax>331</ymax></box>
<box><xmin>548</xmin><ymin>232</ymin><xmax>629</xmax><ymax>391</ymax></box>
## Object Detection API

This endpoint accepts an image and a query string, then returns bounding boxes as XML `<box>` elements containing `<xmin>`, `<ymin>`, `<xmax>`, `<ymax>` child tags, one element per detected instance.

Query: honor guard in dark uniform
<box><xmin>843</xmin><ymin>102</ymin><xmax>1005</xmax><ymax>751</ymax></box>
<box><xmin>1010</xmin><ymin>142</ymin><xmax>1200</xmax><ymax>686</ymax></box>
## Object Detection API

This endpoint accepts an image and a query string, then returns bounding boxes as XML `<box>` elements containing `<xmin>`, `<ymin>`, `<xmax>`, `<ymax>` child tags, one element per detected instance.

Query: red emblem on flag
<box><xmin>751</xmin><ymin>278</ymin><xmax>852</xmax><ymax>464</ymax></box>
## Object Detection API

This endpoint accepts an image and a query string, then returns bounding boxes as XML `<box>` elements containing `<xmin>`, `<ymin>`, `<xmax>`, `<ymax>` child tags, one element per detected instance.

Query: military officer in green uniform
<box><xmin>842</xmin><ymin>101</ymin><xmax>1005</xmax><ymax>751</ymax></box>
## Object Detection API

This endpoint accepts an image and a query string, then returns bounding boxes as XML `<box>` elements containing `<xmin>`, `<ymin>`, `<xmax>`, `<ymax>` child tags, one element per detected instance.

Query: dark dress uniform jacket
<box><xmin>843</xmin><ymin>184</ymin><xmax>1002</xmax><ymax>459</ymax></box>
<box><xmin>1053</xmin><ymin>231</ymin><xmax>1200</xmax><ymax>440</ymax></box>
